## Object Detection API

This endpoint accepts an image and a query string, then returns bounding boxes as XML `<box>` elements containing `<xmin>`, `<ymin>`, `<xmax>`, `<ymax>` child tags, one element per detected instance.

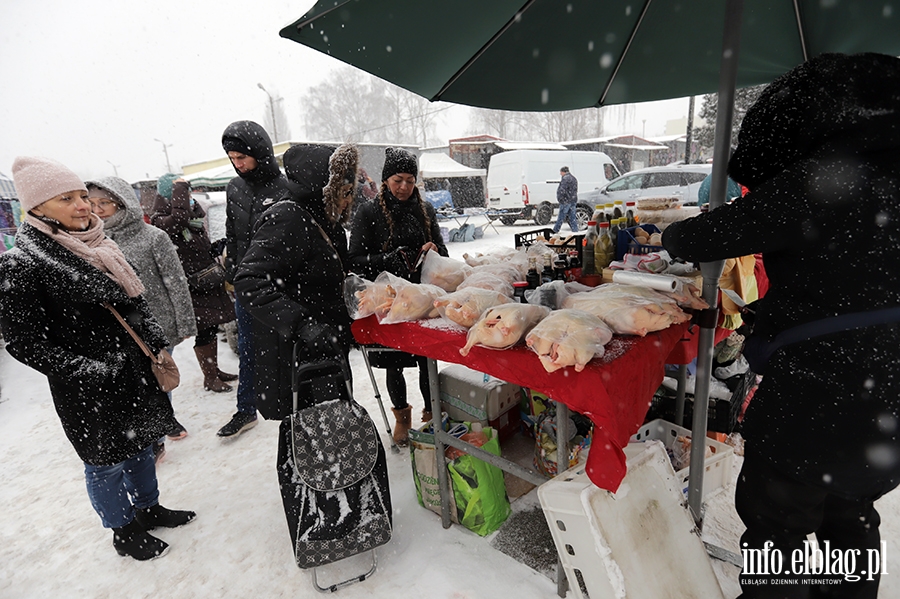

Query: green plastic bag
<box><xmin>409</xmin><ymin>425</ymin><xmax>511</xmax><ymax>536</ymax></box>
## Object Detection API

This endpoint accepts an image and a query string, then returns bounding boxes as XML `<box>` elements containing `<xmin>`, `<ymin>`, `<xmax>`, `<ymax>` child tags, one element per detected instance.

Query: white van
<box><xmin>486</xmin><ymin>150</ymin><xmax>620</xmax><ymax>226</ymax></box>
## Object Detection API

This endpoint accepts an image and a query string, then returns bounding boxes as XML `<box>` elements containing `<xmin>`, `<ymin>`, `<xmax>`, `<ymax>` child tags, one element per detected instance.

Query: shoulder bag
<box><xmin>105</xmin><ymin>303</ymin><xmax>181</xmax><ymax>392</ymax></box>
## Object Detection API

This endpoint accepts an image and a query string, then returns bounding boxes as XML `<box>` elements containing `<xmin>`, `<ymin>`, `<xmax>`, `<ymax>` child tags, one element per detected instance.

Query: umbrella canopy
<box><xmin>281</xmin><ymin>0</ymin><xmax>900</xmax><ymax>523</ymax></box>
<box><xmin>281</xmin><ymin>0</ymin><xmax>900</xmax><ymax>112</ymax></box>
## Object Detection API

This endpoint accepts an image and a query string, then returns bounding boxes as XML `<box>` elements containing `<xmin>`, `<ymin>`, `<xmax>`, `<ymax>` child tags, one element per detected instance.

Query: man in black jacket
<box><xmin>218</xmin><ymin>120</ymin><xmax>293</xmax><ymax>438</ymax></box>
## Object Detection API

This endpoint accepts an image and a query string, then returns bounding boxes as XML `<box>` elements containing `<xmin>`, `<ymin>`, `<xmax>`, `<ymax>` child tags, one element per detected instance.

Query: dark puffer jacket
<box><xmin>150</xmin><ymin>181</ymin><xmax>235</xmax><ymax>330</ymax></box>
<box><xmin>662</xmin><ymin>53</ymin><xmax>900</xmax><ymax>500</ymax></box>
<box><xmin>222</xmin><ymin>120</ymin><xmax>293</xmax><ymax>281</ymax></box>
<box><xmin>347</xmin><ymin>186</ymin><xmax>448</xmax><ymax>283</ymax></box>
<box><xmin>0</xmin><ymin>223</ymin><xmax>173</xmax><ymax>465</ymax></box>
<box><xmin>233</xmin><ymin>144</ymin><xmax>356</xmax><ymax>420</ymax></box>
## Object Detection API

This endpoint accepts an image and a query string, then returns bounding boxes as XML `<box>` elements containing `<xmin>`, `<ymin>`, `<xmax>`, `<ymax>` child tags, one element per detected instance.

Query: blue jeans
<box><xmin>553</xmin><ymin>202</ymin><xmax>579</xmax><ymax>233</ymax></box>
<box><xmin>235</xmin><ymin>298</ymin><xmax>256</xmax><ymax>415</ymax></box>
<box><xmin>84</xmin><ymin>445</ymin><xmax>159</xmax><ymax>529</ymax></box>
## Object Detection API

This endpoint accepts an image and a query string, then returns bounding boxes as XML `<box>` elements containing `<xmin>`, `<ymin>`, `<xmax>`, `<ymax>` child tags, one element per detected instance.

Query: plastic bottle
<box><xmin>592</xmin><ymin>204</ymin><xmax>605</xmax><ymax>224</ymax></box>
<box><xmin>526</xmin><ymin>256</ymin><xmax>541</xmax><ymax>289</ymax></box>
<box><xmin>594</xmin><ymin>222</ymin><xmax>613</xmax><ymax>270</ymax></box>
<box><xmin>604</xmin><ymin>203</ymin><xmax>615</xmax><ymax>223</ymax></box>
<box><xmin>582</xmin><ymin>221</ymin><xmax>597</xmax><ymax>276</ymax></box>
<box><xmin>512</xmin><ymin>281</ymin><xmax>529</xmax><ymax>303</ymax></box>
<box><xmin>541</xmin><ymin>254</ymin><xmax>554</xmax><ymax>285</ymax></box>
<box><xmin>613</xmin><ymin>200</ymin><xmax>624</xmax><ymax>220</ymax></box>
<box><xmin>625</xmin><ymin>201</ymin><xmax>636</xmax><ymax>227</ymax></box>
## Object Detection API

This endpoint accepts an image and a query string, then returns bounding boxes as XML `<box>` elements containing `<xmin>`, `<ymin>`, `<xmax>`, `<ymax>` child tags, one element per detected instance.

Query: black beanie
<box><xmin>222</xmin><ymin>136</ymin><xmax>255</xmax><ymax>158</ymax></box>
<box><xmin>381</xmin><ymin>147</ymin><xmax>418</xmax><ymax>182</ymax></box>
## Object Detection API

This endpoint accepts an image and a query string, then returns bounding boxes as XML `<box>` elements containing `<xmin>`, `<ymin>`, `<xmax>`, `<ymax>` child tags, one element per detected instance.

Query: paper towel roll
<box><xmin>611</xmin><ymin>271</ymin><xmax>678</xmax><ymax>292</ymax></box>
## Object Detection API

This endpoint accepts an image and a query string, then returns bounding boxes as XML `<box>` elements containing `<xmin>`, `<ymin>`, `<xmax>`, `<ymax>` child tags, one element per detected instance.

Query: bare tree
<box><xmin>694</xmin><ymin>84</ymin><xmax>766</xmax><ymax>154</ymax></box>
<box><xmin>470</xmin><ymin>108</ymin><xmax>528</xmax><ymax>139</ymax></box>
<box><xmin>301</xmin><ymin>66</ymin><xmax>441</xmax><ymax>145</ymax></box>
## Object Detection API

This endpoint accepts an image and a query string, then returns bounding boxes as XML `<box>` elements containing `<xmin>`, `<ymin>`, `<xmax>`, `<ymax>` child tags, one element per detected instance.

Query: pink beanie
<box><xmin>12</xmin><ymin>156</ymin><xmax>88</xmax><ymax>213</ymax></box>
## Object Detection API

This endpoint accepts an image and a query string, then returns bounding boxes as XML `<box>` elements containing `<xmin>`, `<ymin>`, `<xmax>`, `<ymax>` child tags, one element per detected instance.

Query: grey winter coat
<box><xmin>0</xmin><ymin>223</ymin><xmax>173</xmax><ymax>465</ymax></box>
<box><xmin>86</xmin><ymin>176</ymin><xmax>197</xmax><ymax>343</ymax></box>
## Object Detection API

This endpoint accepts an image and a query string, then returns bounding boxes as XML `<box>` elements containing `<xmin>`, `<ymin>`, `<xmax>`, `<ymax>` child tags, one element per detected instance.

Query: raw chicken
<box><xmin>459</xmin><ymin>303</ymin><xmax>551</xmax><ymax>356</ymax></box>
<box><xmin>344</xmin><ymin>272</ymin><xmax>402</xmax><ymax>320</ymax></box>
<box><xmin>456</xmin><ymin>271</ymin><xmax>514</xmax><ymax>297</ymax></box>
<box><xmin>380</xmin><ymin>283</ymin><xmax>446</xmax><ymax>324</ymax></box>
<box><xmin>525</xmin><ymin>309</ymin><xmax>613</xmax><ymax>372</ymax></box>
<box><xmin>434</xmin><ymin>288</ymin><xmax>513</xmax><ymax>328</ymax></box>
<box><xmin>589</xmin><ymin>284</ymin><xmax>692</xmax><ymax>324</ymax></box>
<box><xmin>468</xmin><ymin>262</ymin><xmax>526</xmax><ymax>285</ymax></box>
<box><xmin>420</xmin><ymin>250</ymin><xmax>472</xmax><ymax>292</ymax></box>
<box><xmin>562</xmin><ymin>285</ymin><xmax>683</xmax><ymax>336</ymax></box>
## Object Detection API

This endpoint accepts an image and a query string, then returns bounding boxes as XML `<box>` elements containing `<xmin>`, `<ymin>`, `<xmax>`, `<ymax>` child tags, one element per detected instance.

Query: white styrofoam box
<box><xmin>538</xmin><ymin>442</ymin><xmax>725</xmax><ymax>599</ymax></box>
<box><xmin>438</xmin><ymin>364</ymin><xmax>522</xmax><ymax>424</ymax></box>
<box><xmin>629</xmin><ymin>418</ymin><xmax>734</xmax><ymax>499</ymax></box>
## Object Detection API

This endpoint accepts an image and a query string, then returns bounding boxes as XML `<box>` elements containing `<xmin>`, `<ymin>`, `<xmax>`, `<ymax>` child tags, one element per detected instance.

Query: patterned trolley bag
<box><xmin>276</xmin><ymin>337</ymin><xmax>392</xmax><ymax>593</ymax></box>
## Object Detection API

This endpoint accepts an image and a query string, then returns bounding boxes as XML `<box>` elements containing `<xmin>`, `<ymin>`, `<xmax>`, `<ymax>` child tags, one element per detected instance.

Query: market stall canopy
<box><xmin>183</xmin><ymin>163</ymin><xmax>237</xmax><ymax>189</ymax></box>
<box><xmin>279</xmin><ymin>0</ymin><xmax>900</xmax><ymax>112</ymax></box>
<box><xmin>419</xmin><ymin>153</ymin><xmax>486</xmax><ymax>179</ymax></box>
<box><xmin>0</xmin><ymin>172</ymin><xmax>17</xmax><ymax>200</ymax></box>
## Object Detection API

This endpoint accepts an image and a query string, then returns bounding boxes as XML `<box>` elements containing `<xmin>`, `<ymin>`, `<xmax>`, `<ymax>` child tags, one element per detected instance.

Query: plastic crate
<box><xmin>629</xmin><ymin>418</ymin><xmax>734</xmax><ymax>499</ymax></box>
<box><xmin>514</xmin><ymin>227</ymin><xmax>584</xmax><ymax>265</ymax></box>
<box><xmin>538</xmin><ymin>443</ymin><xmax>725</xmax><ymax>599</ymax></box>
<box><xmin>615</xmin><ymin>224</ymin><xmax>663</xmax><ymax>261</ymax></box>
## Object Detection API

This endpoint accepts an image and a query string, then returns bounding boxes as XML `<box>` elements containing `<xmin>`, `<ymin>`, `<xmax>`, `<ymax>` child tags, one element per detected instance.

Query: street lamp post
<box><xmin>257</xmin><ymin>83</ymin><xmax>279</xmax><ymax>143</ymax></box>
<box><xmin>153</xmin><ymin>138</ymin><xmax>173</xmax><ymax>173</ymax></box>
<box><xmin>106</xmin><ymin>160</ymin><xmax>120</xmax><ymax>177</ymax></box>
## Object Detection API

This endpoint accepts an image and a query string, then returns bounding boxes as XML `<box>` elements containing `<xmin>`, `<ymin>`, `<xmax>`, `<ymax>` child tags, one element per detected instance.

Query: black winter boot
<box><xmin>112</xmin><ymin>519</ymin><xmax>169</xmax><ymax>561</ymax></box>
<box><xmin>135</xmin><ymin>504</ymin><xmax>196</xmax><ymax>530</ymax></box>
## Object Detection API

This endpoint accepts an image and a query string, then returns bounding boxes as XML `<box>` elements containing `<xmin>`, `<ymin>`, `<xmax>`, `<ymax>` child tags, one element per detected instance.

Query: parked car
<box><xmin>487</xmin><ymin>150</ymin><xmax>620</xmax><ymax>226</ymax></box>
<box><xmin>579</xmin><ymin>164</ymin><xmax>713</xmax><ymax>208</ymax></box>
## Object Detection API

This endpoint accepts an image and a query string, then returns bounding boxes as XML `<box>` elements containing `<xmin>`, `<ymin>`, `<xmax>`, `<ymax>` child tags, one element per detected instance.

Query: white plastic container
<box><xmin>538</xmin><ymin>442</ymin><xmax>725</xmax><ymax>599</ymax></box>
<box><xmin>629</xmin><ymin>418</ymin><xmax>735</xmax><ymax>499</ymax></box>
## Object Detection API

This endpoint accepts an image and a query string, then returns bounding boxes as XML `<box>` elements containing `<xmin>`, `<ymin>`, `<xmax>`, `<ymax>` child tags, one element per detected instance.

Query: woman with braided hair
<box><xmin>348</xmin><ymin>147</ymin><xmax>449</xmax><ymax>446</ymax></box>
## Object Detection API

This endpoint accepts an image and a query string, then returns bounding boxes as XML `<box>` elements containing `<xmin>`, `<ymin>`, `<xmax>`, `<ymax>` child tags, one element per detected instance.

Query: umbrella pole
<box><xmin>688</xmin><ymin>0</ymin><xmax>744</xmax><ymax>527</ymax></box>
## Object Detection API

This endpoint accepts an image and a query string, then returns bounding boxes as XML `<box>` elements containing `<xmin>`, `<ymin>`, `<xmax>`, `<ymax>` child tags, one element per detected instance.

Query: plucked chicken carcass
<box><xmin>420</xmin><ymin>250</ymin><xmax>472</xmax><ymax>292</ymax></box>
<box><xmin>525</xmin><ymin>309</ymin><xmax>613</xmax><ymax>372</ymax></box>
<box><xmin>456</xmin><ymin>271</ymin><xmax>514</xmax><ymax>297</ymax></box>
<box><xmin>380</xmin><ymin>282</ymin><xmax>446</xmax><ymax>324</ymax></box>
<box><xmin>562</xmin><ymin>284</ymin><xmax>687</xmax><ymax>336</ymax></box>
<box><xmin>434</xmin><ymin>287</ymin><xmax>513</xmax><ymax>328</ymax></box>
<box><xmin>459</xmin><ymin>303</ymin><xmax>551</xmax><ymax>356</ymax></box>
<box><xmin>345</xmin><ymin>272</ymin><xmax>404</xmax><ymax>320</ymax></box>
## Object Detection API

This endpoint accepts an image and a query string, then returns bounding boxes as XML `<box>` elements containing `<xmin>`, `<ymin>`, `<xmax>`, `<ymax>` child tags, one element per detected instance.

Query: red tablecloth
<box><xmin>353</xmin><ymin>315</ymin><xmax>693</xmax><ymax>492</ymax></box>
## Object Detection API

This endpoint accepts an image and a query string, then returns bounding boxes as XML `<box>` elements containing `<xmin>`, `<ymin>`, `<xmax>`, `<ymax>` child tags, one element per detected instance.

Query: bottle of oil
<box><xmin>582</xmin><ymin>221</ymin><xmax>597</xmax><ymax>276</ymax></box>
<box><xmin>594</xmin><ymin>222</ymin><xmax>613</xmax><ymax>270</ymax></box>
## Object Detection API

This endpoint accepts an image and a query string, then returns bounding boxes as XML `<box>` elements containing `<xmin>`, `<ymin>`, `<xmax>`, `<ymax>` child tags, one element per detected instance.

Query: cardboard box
<box><xmin>438</xmin><ymin>365</ymin><xmax>523</xmax><ymax>441</ymax></box>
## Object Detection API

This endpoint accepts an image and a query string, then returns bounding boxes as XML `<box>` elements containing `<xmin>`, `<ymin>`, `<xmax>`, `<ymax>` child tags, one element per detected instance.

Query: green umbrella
<box><xmin>280</xmin><ymin>0</ymin><xmax>900</xmax><ymax>112</ymax></box>
<box><xmin>281</xmin><ymin>0</ymin><xmax>900</xmax><ymax>525</ymax></box>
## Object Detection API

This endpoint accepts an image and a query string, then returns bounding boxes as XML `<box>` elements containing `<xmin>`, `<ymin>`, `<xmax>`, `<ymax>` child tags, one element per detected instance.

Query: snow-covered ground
<box><xmin>1</xmin><ymin>217</ymin><xmax>898</xmax><ymax>598</ymax></box>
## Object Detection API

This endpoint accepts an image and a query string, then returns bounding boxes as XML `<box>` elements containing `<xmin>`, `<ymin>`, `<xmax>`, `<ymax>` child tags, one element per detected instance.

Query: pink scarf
<box><xmin>26</xmin><ymin>213</ymin><xmax>146</xmax><ymax>298</ymax></box>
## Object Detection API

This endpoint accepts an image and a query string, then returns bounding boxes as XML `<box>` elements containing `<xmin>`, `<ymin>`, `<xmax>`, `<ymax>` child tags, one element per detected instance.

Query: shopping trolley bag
<box><xmin>277</xmin><ymin>336</ymin><xmax>392</xmax><ymax>592</ymax></box>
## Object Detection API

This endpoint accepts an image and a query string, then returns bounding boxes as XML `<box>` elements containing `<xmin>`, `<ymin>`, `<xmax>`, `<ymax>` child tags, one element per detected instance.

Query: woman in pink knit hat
<box><xmin>0</xmin><ymin>156</ymin><xmax>195</xmax><ymax>561</ymax></box>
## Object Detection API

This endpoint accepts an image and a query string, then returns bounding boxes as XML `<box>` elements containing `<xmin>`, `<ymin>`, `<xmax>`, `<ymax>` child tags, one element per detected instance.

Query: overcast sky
<box><xmin>1</xmin><ymin>0</ymin><xmax>692</xmax><ymax>184</ymax></box>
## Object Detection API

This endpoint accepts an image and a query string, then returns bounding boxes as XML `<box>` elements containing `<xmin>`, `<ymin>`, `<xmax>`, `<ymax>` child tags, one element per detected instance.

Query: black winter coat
<box><xmin>151</xmin><ymin>181</ymin><xmax>235</xmax><ymax>330</ymax></box>
<box><xmin>222</xmin><ymin>120</ymin><xmax>293</xmax><ymax>282</ymax></box>
<box><xmin>663</xmin><ymin>104</ymin><xmax>900</xmax><ymax>498</ymax></box>
<box><xmin>347</xmin><ymin>188</ymin><xmax>448</xmax><ymax>283</ymax></box>
<box><xmin>0</xmin><ymin>223</ymin><xmax>173</xmax><ymax>465</ymax></box>
<box><xmin>233</xmin><ymin>195</ymin><xmax>352</xmax><ymax>421</ymax></box>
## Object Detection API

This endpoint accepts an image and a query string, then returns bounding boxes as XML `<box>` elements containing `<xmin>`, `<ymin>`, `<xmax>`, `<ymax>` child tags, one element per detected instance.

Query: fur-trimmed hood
<box><xmin>283</xmin><ymin>143</ymin><xmax>358</xmax><ymax>225</ymax></box>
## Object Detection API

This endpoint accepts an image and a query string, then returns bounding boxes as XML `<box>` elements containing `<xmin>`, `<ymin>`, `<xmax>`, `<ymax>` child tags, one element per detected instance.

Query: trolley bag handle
<box><xmin>291</xmin><ymin>323</ymin><xmax>352</xmax><ymax>413</ymax></box>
